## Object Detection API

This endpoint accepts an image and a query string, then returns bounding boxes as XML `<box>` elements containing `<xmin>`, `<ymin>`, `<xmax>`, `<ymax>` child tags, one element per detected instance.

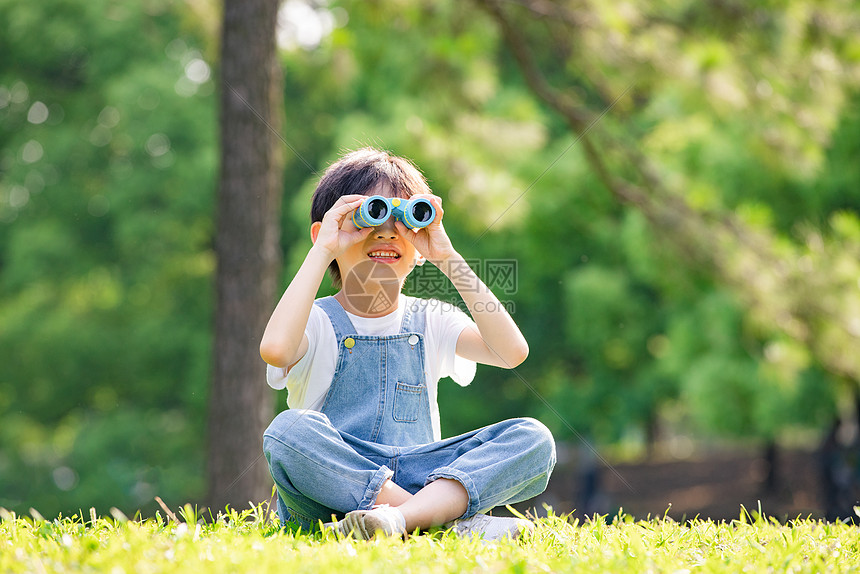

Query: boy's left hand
<box><xmin>394</xmin><ymin>194</ymin><xmax>458</xmax><ymax>264</ymax></box>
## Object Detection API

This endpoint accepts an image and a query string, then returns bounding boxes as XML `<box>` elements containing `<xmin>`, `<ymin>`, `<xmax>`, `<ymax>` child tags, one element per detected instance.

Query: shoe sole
<box><xmin>451</xmin><ymin>517</ymin><xmax>534</xmax><ymax>541</ymax></box>
<box><xmin>340</xmin><ymin>511</ymin><xmax>402</xmax><ymax>540</ymax></box>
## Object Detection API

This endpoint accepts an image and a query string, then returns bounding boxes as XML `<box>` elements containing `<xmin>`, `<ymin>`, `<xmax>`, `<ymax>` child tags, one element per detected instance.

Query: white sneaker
<box><xmin>447</xmin><ymin>513</ymin><xmax>534</xmax><ymax>541</ymax></box>
<box><xmin>323</xmin><ymin>505</ymin><xmax>407</xmax><ymax>540</ymax></box>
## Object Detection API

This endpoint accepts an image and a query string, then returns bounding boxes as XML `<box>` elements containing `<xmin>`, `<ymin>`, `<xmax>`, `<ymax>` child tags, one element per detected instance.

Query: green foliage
<box><xmin>458</xmin><ymin>0</ymin><xmax>860</xmax><ymax>444</ymax></box>
<box><xmin>2</xmin><ymin>506</ymin><xmax>859</xmax><ymax>573</ymax></box>
<box><xmin>0</xmin><ymin>0</ymin><xmax>216</xmax><ymax>516</ymax></box>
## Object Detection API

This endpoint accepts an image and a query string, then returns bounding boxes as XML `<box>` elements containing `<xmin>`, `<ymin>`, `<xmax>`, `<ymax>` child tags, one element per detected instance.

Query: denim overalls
<box><xmin>263</xmin><ymin>296</ymin><xmax>556</xmax><ymax>529</ymax></box>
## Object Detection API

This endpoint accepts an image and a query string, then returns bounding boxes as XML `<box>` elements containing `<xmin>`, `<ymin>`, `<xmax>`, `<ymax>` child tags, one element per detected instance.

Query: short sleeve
<box><xmin>266</xmin><ymin>364</ymin><xmax>288</xmax><ymax>390</ymax></box>
<box><xmin>425</xmin><ymin>300</ymin><xmax>477</xmax><ymax>387</ymax></box>
<box><xmin>263</xmin><ymin>306</ymin><xmax>325</xmax><ymax>402</ymax></box>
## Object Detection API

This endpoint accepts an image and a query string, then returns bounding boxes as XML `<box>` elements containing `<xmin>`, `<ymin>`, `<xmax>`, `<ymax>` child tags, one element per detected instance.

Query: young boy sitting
<box><xmin>261</xmin><ymin>148</ymin><xmax>556</xmax><ymax>540</ymax></box>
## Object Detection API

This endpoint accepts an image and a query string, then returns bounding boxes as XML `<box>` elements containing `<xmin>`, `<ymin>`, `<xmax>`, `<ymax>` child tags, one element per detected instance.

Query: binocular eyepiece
<box><xmin>352</xmin><ymin>195</ymin><xmax>436</xmax><ymax>230</ymax></box>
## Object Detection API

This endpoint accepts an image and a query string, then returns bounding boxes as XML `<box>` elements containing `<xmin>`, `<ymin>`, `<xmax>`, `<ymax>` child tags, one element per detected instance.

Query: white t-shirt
<box><xmin>266</xmin><ymin>295</ymin><xmax>477</xmax><ymax>441</ymax></box>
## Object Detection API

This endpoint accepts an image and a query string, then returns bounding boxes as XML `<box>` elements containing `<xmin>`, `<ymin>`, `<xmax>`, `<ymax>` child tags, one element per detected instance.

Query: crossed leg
<box><xmin>374</xmin><ymin>477</ymin><xmax>468</xmax><ymax>531</ymax></box>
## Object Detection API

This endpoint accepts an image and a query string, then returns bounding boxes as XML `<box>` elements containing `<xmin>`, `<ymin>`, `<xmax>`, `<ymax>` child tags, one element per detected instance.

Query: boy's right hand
<box><xmin>311</xmin><ymin>195</ymin><xmax>373</xmax><ymax>261</ymax></box>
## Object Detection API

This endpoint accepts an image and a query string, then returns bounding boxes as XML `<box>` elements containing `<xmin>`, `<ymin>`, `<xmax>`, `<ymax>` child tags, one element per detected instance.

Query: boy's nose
<box><xmin>374</xmin><ymin>218</ymin><xmax>398</xmax><ymax>239</ymax></box>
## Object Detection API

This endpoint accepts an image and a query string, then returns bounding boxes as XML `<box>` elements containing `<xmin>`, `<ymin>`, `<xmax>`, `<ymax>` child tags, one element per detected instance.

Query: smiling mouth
<box><xmin>368</xmin><ymin>250</ymin><xmax>401</xmax><ymax>262</ymax></box>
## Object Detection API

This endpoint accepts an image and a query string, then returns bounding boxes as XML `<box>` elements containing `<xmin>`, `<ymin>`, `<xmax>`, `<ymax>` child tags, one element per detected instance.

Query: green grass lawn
<box><xmin>2</xmin><ymin>504</ymin><xmax>858</xmax><ymax>573</ymax></box>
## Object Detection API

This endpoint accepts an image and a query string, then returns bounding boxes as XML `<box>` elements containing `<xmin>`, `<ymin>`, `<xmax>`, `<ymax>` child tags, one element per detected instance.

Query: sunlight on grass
<box><xmin>1</xmin><ymin>503</ymin><xmax>858</xmax><ymax>573</ymax></box>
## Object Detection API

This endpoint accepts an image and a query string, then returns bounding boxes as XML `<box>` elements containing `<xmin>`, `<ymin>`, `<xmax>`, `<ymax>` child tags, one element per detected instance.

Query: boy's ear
<box><xmin>310</xmin><ymin>221</ymin><xmax>322</xmax><ymax>243</ymax></box>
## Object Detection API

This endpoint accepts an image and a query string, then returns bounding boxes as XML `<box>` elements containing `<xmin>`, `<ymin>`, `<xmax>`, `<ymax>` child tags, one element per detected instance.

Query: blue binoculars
<box><xmin>352</xmin><ymin>195</ymin><xmax>436</xmax><ymax>230</ymax></box>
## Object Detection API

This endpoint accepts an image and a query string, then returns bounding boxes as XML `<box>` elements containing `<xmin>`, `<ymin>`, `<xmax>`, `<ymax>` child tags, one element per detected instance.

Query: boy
<box><xmin>261</xmin><ymin>148</ymin><xmax>555</xmax><ymax>540</ymax></box>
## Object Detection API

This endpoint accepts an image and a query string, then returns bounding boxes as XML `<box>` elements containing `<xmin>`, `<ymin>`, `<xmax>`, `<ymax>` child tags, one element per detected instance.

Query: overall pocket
<box><xmin>392</xmin><ymin>382</ymin><xmax>426</xmax><ymax>422</ymax></box>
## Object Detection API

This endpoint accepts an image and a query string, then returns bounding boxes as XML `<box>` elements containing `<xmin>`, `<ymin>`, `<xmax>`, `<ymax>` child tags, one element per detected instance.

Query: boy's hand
<box><xmin>394</xmin><ymin>194</ymin><xmax>459</xmax><ymax>264</ymax></box>
<box><xmin>312</xmin><ymin>195</ymin><xmax>374</xmax><ymax>260</ymax></box>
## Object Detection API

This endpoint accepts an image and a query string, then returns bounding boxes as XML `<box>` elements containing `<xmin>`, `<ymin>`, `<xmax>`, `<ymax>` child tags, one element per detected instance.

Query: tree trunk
<box><xmin>762</xmin><ymin>440</ymin><xmax>778</xmax><ymax>494</ymax></box>
<box><xmin>207</xmin><ymin>0</ymin><xmax>283</xmax><ymax>512</ymax></box>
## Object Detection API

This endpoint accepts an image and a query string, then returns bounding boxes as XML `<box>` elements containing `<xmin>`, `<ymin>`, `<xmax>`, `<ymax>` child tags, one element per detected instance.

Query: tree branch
<box><xmin>474</xmin><ymin>0</ymin><xmax>860</xmax><ymax>383</ymax></box>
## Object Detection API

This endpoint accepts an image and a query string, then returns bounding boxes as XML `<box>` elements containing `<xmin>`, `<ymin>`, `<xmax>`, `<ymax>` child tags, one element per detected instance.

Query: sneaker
<box><xmin>447</xmin><ymin>513</ymin><xmax>534</xmax><ymax>541</ymax></box>
<box><xmin>323</xmin><ymin>505</ymin><xmax>407</xmax><ymax>540</ymax></box>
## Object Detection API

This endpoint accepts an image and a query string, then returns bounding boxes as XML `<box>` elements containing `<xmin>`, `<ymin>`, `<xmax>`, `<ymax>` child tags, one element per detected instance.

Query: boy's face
<box><xmin>336</xmin><ymin>184</ymin><xmax>422</xmax><ymax>293</ymax></box>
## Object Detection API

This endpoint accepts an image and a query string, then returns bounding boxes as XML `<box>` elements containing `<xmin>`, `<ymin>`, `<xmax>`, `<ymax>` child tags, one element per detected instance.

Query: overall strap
<box><xmin>314</xmin><ymin>296</ymin><xmax>358</xmax><ymax>341</ymax></box>
<box><xmin>399</xmin><ymin>296</ymin><xmax>428</xmax><ymax>334</ymax></box>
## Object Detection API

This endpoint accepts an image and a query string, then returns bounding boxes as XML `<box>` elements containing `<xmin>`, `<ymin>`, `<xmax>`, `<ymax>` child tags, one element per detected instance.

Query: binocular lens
<box><xmin>353</xmin><ymin>195</ymin><xmax>435</xmax><ymax>229</ymax></box>
<box><xmin>366</xmin><ymin>198</ymin><xmax>389</xmax><ymax>220</ymax></box>
<box><xmin>411</xmin><ymin>201</ymin><xmax>433</xmax><ymax>223</ymax></box>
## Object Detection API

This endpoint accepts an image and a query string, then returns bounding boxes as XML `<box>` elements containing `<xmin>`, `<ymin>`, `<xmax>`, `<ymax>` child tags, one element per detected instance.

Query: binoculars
<box><xmin>352</xmin><ymin>195</ymin><xmax>436</xmax><ymax>230</ymax></box>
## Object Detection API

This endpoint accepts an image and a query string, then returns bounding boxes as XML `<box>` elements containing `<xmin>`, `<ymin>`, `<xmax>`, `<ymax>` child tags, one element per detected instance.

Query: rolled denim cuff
<box><xmin>425</xmin><ymin>467</ymin><xmax>480</xmax><ymax>520</ymax></box>
<box><xmin>358</xmin><ymin>465</ymin><xmax>394</xmax><ymax>510</ymax></box>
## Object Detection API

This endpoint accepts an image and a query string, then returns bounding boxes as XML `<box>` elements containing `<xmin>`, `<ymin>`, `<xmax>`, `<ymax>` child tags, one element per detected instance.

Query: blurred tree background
<box><xmin>1</xmin><ymin>0</ymin><xmax>859</xmax><ymax>518</ymax></box>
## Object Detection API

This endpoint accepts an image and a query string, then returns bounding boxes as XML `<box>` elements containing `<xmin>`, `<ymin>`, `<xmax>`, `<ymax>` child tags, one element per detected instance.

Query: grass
<box><xmin>2</xmin><ymin>503</ymin><xmax>859</xmax><ymax>573</ymax></box>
